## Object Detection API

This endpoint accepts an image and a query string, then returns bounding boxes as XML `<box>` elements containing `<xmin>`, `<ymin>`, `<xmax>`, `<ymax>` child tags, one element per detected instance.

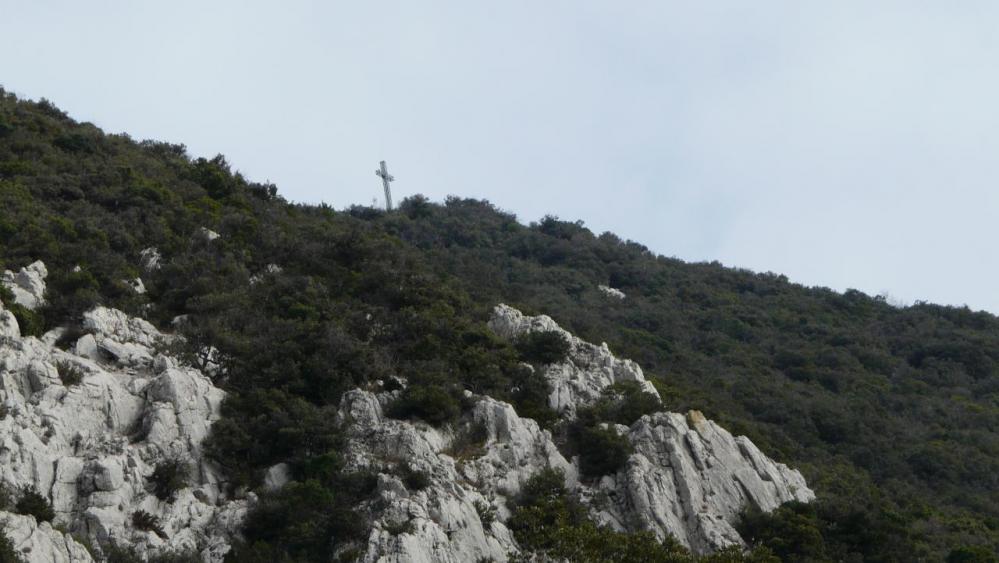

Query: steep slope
<box><xmin>0</xmin><ymin>264</ymin><xmax>245</xmax><ymax>561</ymax></box>
<box><xmin>2</xmin><ymin>89</ymin><xmax>999</xmax><ymax>559</ymax></box>
<box><xmin>336</xmin><ymin>305</ymin><xmax>811</xmax><ymax>561</ymax></box>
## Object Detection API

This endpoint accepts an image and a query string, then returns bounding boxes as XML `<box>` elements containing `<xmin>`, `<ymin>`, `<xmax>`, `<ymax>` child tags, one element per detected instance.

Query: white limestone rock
<box><xmin>0</xmin><ymin>299</ymin><xmax>19</xmax><ymax>339</ymax></box>
<box><xmin>0</xmin><ymin>291</ymin><xmax>245</xmax><ymax>561</ymax></box>
<box><xmin>1</xmin><ymin>512</ymin><xmax>94</xmax><ymax>563</ymax></box>
<box><xmin>591</xmin><ymin>410</ymin><xmax>815</xmax><ymax>553</ymax></box>
<box><xmin>488</xmin><ymin>304</ymin><xmax>660</xmax><ymax>415</ymax></box>
<box><xmin>598</xmin><ymin>284</ymin><xmax>626</xmax><ymax>299</ymax></box>
<box><xmin>2</xmin><ymin>260</ymin><xmax>48</xmax><ymax>311</ymax></box>
<box><xmin>337</xmin><ymin>389</ymin><xmax>565</xmax><ymax>563</ymax></box>
<box><xmin>197</xmin><ymin>227</ymin><xmax>220</xmax><ymax>242</ymax></box>
<box><xmin>125</xmin><ymin>278</ymin><xmax>146</xmax><ymax>295</ymax></box>
<box><xmin>139</xmin><ymin>247</ymin><xmax>162</xmax><ymax>271</ymax></box>
<box><xmin>263</xmin><ymin>463</ymin><xmax>291</xmax><ymax>492</ymax></box>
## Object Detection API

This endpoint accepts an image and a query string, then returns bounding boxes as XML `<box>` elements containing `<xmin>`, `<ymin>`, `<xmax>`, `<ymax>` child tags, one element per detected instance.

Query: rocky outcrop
<box><xmin>0</xmin><ymin>261</ymin><xmax>811</xmax><ymax>560</ymax></box>
<box><xmin>0</xmin><ymin>264</ymin><xmax>246</xmax><ymax>561</ymax></box>
<box><xmin>139</xmin><ymin>248</ymin><xmax>162</xmax><ymax>272</ymax></box>
<box><xmin>2</xmin><ymin>261</ymin><xmax>48</xmax><ymax>311</ymax></box>
<box><xmin>197</xmin><ymin>228</ymin><xmax>220</xmax><ymax>242</ymax></box>
<box><xmin>337</xmin><ymin>389</ymin><xmax>571</xmax><ymax>563</ymax></box>
<box><xmin>488</xmin><ymin>303</ymin><xmax>659</xmax><ymax>415</ymax></box>
<box><xmin>598</xmin><ymin>285</ymin><xmax>626</xmax><ymax>299</ymax></box>
<box><xmin>1</xmin><ymin>512</ymin><xmax>94</xmax><ymax>563</ymax></box>
<box><xmin>591</xmin><ymin>411</ymin><xmax>814</xmax><ymax>553</ymax></box>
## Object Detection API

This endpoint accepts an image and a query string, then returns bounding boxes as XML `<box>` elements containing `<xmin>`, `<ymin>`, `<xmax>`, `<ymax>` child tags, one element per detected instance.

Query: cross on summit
<box><xmin>376</xmin><ymin>160</ymin><xmax>395</xmax><ymax>211</ymax></box>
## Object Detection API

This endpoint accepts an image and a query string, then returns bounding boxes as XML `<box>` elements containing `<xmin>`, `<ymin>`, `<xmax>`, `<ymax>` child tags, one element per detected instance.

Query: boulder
<box><xmin>598</xmin><ymin>284</ymin><xmax>626</xmax><ymax>299</ymax></box>
<box><xmin>2</xmin><ymin>260</ymin><xmax>48</xmax><ymax>310</ymax></box>
<box><xmin>1</xmin><ymin>512</ymin><xmax>94</xmax><ymax>563</ymax></box>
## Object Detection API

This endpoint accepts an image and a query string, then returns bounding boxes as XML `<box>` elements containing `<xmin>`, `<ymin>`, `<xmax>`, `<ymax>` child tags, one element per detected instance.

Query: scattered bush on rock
<box><xmin>514</xmin><ymin>331</ymin><xmax>571</xmax><ymax>365</ymax></box>
<box><xmin>149</xmin><ymin>458</ymin><xmax>189</xmax><ymax>501</ymax></box>
<box><xmin>15</xmin><ymin>486</ymin><xmax>55</xmax><ymax>523</ymax></box>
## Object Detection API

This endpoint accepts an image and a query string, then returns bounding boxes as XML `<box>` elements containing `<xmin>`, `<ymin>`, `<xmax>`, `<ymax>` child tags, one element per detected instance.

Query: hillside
<box><xmin>1</xmin><ymin>88</ymin><xmax>998</xmax><ymax>562</ymax></box>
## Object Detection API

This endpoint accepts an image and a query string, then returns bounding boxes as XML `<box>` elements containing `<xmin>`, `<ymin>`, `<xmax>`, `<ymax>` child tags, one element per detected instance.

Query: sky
<box><xmin>3</xmin><ymin>1</ymin><xmax>999</xmax><ymax>312</ymax></box>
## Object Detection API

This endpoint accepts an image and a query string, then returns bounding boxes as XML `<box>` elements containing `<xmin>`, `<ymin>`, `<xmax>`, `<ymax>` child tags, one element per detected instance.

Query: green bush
<box><xmin>570</xmin><ymin>424</ymin><xmax>634</xmax><ymax>478</ymax></box>
<box><xmin>104</xmin><ymin>543</ymin><xmax>201</xmax><ymax>563</ymax></box>
<box><xmin>0</xmin><ymin>525</ymin><xmax>22</xmax><ymax>563</ymax></box>
<box><xmin>948</xmin><ymin>546</ymin><xmax>999</xmax><ymax>563</ymax></box>
<box><xmin>149</xmin><ymin>458</ymin><xmax>189</xmax><ymax>501</ymax></box>
<box><xmin>240</xmin><ymin>480</ymin><xmax>365</xmax><ymax>561</ymax></box>
<box><xmin>15</xmin><ymin>486</ymin><xmax>54</xmax><ymax>522</ymax></box>
<box><xmin>386</xmin><ymin>385</ymin><xmax>461</xmax><ymax>426</ymax></box>
<box><xmin>6</xmin><ymin>302</ymin><xmax>43</xmax><ymax>337</ymax></box>
<box><xmin>399</xmin><ymin>464</ymin><xmax>430</xmax><ymax>491</ymax></box>
<box><xmin>132</xmin><ymin>510</ymin><xmax>167</xmax><ymax>538</ymax></box>
<box><xmin>514</xmin><ymin>331</ymin><xmax>571</xmax><ymax>365</ymax></box>
<box><xmin>56</xmin><ymin>361</ymin><xmax>84</xmax><ymax>386</ymax></box>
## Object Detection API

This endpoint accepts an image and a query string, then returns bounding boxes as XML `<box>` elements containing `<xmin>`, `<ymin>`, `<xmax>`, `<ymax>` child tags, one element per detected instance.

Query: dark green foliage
<box><xmin>7</xmin><ymin>302</ymin><xmax>43</xmax><ymax>337</ymax></box>
<box><xmin>514</xmin><ymin>330</ymin><xmax>571</xmax><ymax>365</ymax></box>
<box><xmin>737</xmin><ymin>499</ymin><xmax>919</xmax><ymax>562</ymax></box>
<box><xmin>948</xmin><ymin>545</ymin><xmax>999</xmax><ymax>563</ymax></box>
<box><xmin>132</xmin><ymin>510</ymin><xmax>167</xmax><ymax>538</ymax></box>
<box><xmin>149</xmin><ymin>458</ymin><xmax>189</xmax><ymax>501</ymax></box>
<box><xmin>564</xmin><ymin>383</ymin><xmax>658</xmax><ymax>479</ymax></box>
<box><xmin>238</xmin><ymin>480</ymin><xmax>365</xmax><ymax>561</ymax></box>
<box><xmin>56</xmin><ymin>361</ymin><xmax>83</xmax><ymax>386</ymax></box>
<box><xmin>570</xmin><ymin>423</ymin><xmax>634</xmax><ymax>478</ymax></box>
<box><xmin>585</xmin><ymin>381</ymin><xmax>663</xmax><ymax>426</ymax></box>
<box><xmin>14</xmin><ymin>486</ymin><xmax>54</xmax><ymax>522</ymax></box>
<box><xmin>0</xmin><ymin>526</ymin><xmax>21</xmax><ymax>563</ymax></box>
<box><xmin>399</xmin><ymin>464</ymin><xmax>431</xmax><ymax>491</ymax></box>
<box><xmin>104</xmin><ymin>544</ymin><xmax>201</xmax><ymax>563</ymax></box>
<box><xmin>474</xmin><ymin>499</ymin><xmax>496</xmax><ymax>528</ymax></box>
<box><xmin>0</xmin><ymin>482</ymin><xmax>12</xmax><ymax>510</ymax></box>
<box><xmin>386</xmin><ymin>384</ymin><xmax>462</xmax><ymax>426</ymax></box>
<box><xmin>446</xmin><ymin>420</ymin><xmax>490</xmax><ymax>459</ymax></box>
<box><xmin>738</xmin><ymin>503</ymin><xmax>826</xmax><ymax>560</ymax></box>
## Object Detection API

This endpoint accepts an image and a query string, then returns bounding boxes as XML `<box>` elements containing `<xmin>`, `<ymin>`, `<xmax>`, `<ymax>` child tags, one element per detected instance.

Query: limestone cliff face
<box><xmin>0</xmin><ymin>264</ymin><xmax>811</xmax><ymax>562</ymax></box>
<box><xmin>338</xmin><ymin>304</ymin><xmax>814</xmax><ymax>561</ymax></box>
<box><xmin>487</xmin><ymin>304</ymin><xmax>660</xmax><ymax>415</ymax></box>
<box><xmin>0</xmin><ymin>267</ymin><xmax>245</xmax><ymax>562</ymax></box>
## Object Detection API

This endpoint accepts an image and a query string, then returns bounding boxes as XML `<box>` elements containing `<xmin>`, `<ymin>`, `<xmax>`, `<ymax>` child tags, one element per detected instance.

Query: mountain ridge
<box><xmin>1</xmin><ymin>88</ymin><xmax>998</xmax><ymax>561</ymax></box>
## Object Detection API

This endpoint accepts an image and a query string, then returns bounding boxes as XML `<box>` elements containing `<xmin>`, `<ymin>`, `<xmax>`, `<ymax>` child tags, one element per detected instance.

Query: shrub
<box><xmin>474</xmin><ymin>499</ymin><xmax>495</xmax><ymax>528</ymax></box>
<box><xmin>514</xmin><ymin>331</ymin><xmax>571</xmax><ymax>365</ymax></box>
<box><xmin>383</xmin><ymin>518</ymin><xmax>414</xmax><ymax>536</ymax></box>
<box><xmin>6</xmin><ymin>302</ymin><xmax>43</xmax><ymax>337</ymax></box>
<box><xmin>399</xmin><ymin>464</ymin><xmax>430</xmax><ymax>491</ymax></box>
<box><xmin>0</xmin><ymin>482</ymin><xmax>12</xmax><ymax>510</ymax></box>
<box><xmin>242</xmin><ymin>480</ymin><xmax>364</xmax><ymax>561</ymax></box>
<box><xmin>104</xmin><ymin>543</ymin><xmax>201</xmax><ymax>563</ymax></box>
<box><xmin>446</xmin><ymin>420</ymin><xmax>489</xmax><ymax>460</ymax></box>
<box><xmin>386</xmin><ymin>385</ymin><xmax>461</xmax><ymax>426</ymax></box>
<box><xmin>56</xmin><ymin>361</ymin><xmax>84</xmax><ymax>386</ymax></box>
<box><xmin>570</xmin><ymin>424</ymin><xmax>634</xmax><ymax>479</ymax></box>
<box><xmin>149</xmin><ymin>458</ymin><xmax>189</xmax><ymax>501</ymax></box>
<box><xmin>0</xmin><ymin>525</ymin><xmax>21</xmax><ymax>563</ymax></box>
<box><xmin>948</xmin><ymin>546</ymin><xmax>999</xmax><ymax>563</ymax></box>
<box><xmin>15</xmin><ymin>486</ymin><xmax>55</xmax><ymax>522</ymax></box>
<box><xmin>132</xmin><ymin>510</ymin><xmax>167</xmax><ymax>538</ymax></box>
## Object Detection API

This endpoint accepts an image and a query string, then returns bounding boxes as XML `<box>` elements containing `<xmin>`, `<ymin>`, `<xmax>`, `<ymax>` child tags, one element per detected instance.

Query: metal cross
<box><xmin>375</xmin><ymin>160</ymin><xmax>395</xmax><ymax>211</ymax></box>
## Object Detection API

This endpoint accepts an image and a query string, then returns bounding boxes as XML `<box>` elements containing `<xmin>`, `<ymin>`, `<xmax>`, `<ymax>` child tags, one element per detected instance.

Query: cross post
<box><xmin>375</xmin><ymin>160</ymin><xmax>395</xmax><ymax>211</ymax></box>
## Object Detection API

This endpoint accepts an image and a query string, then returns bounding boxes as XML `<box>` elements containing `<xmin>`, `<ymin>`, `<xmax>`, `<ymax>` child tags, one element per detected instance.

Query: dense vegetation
<box><xmin>2</xmin><ymin>88</ymin><xmax>999</xmax><ymax>560</ymax></box>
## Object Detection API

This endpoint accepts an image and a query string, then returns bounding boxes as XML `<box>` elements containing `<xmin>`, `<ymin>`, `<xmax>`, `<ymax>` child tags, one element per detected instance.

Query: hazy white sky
<box><xmin>3</xmin><ymin>1</ymin><xmax>999</xmax><ymax>312</ymax></box>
